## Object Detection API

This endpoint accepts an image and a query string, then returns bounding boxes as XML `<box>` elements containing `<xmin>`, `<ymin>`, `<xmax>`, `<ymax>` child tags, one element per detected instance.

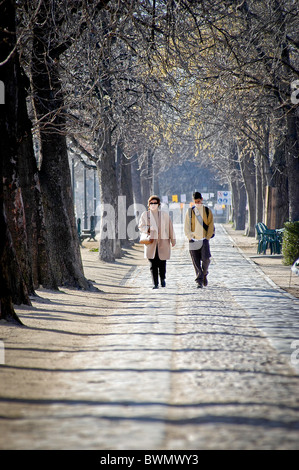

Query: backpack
<box><xmin>190</xmin><ymin>206</ymin><xmax>215</xmax><ymax>238</ymax></box>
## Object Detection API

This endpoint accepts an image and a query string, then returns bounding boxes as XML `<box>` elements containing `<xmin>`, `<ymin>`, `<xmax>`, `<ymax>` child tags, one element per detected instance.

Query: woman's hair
<box><xmin>148</xmin><ymin>195</ymin><xmax>161</xmax><ymax>207</ymax></box>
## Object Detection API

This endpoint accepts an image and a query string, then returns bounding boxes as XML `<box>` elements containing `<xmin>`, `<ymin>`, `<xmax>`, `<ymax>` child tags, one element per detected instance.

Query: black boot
<box><xmin>151</xmin><ymin>269</ymin><xmax>159</xmax><ymax>289</ymax></box>
<box><xmin>159</xmin><ymin>261</ymin><xmax>166</xmax><ymax>288</ymax></box>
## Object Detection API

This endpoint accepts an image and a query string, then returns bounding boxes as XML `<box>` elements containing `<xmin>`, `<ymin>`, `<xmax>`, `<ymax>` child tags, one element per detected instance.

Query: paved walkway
<box><xmin>0</xmin><ymin>224</ymin><xmax>299</xmax><ymax>450</ymax></box>
<box><xmin>112</xmin><ymin>224</ymin><xmax>299</xmax><ymax>449</ymax></box>
<box><xmin>212</xmin><ymin>225</ymin><xmax>299</xmax><ymax>369</ymax></box>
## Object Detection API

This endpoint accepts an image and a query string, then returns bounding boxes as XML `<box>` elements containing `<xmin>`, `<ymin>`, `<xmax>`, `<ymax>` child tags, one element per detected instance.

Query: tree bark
<box><xmin>131</xmin><ymin>154</ymin><xmax>143</xmax><ymax>206</ymax></box>
<box><xmin>274</xmin><ymin>0</ymin><xmax>299</xmax><ymax>222</ymax></box>
<box><xmin>0</xmin><ymin>0</ymin><xmax>28</xmax><ymax>324</ymax></box>
<box><xmin>231</xmin><ymin>180</ymin><xmax>247</xmax><ymax>231</ymax></box>
<box><xmin>97</xmin><ymin>134</ymin><xmax>118</xmax><ymax>262</ymax></box>
<box><xmin>228</xmin><ymin>142</ymin><xmax>246</xmax><ymax>231</ymax></box>
<box><xmin>31</xmin><ymin>4</ymin><xmax>93</xmax><ymax>290</ymax></box>
<box><xmin>140</xmin><ymin>150</ymin><xmax>153</xmax><ymax>204</ymax></box>
<box><xmin>116</xmin><ymin>145</ymin><xmax>135</xmax><ymax>248</ymax></box>
<box><xmin>95</xmin><ymin>9</ymin><xmax>121</xmax><ymax>262</ymax></box>
<box><xmin>17</xmin><ymin>72</ymin><xmax>57</xmax><ymax>291</ymax></box>
<box><xmin>255</xmin><ymin>154</ymin><xmax>263</xmax><ymax>225</ymax></box>
<box><xmin>285</xmin><ymin>110</ymin><xmax>299</xmax><ymax>221</ymax></box>
<box><xmin>271</xmin><ymin>141</ymin><xmax>289</xmax><ymax>227</ymax></box>
<box><xmin>239</xmin><ymin>151</ymin><xmax>256</xmax><ymax>236</ymax></box>
<box><xmin>0</xmin><ymin>201</ymin><xmax>25</xmax><ymax>325</ymax></box>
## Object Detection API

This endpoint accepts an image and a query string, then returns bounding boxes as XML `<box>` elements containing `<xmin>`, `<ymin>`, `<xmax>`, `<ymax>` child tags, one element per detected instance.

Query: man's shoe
<box><xmin>203</xmin><ymin>275</ymin><xmax>208</xmax><ymax>286</ymax></box>
<box><xmin>161</xmin><ymin>279</ymin><xmax>166</xmax><ymax>287</ymax></box>
<box><xmin>153</xmin><ymin>285</ymin><xmax>159</xmax><ymax>289</ymax></box>
<box><xmin>197</xmin><ymin>282</ymin><xmax>203</xmax><ymax>288</ymax></box>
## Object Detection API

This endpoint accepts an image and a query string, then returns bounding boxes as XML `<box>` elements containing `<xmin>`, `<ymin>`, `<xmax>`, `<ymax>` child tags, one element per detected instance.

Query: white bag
<box><xmin>139</xmin><ymin>233</ymin><xmax>153</xmax><ymax>245</ymax></box>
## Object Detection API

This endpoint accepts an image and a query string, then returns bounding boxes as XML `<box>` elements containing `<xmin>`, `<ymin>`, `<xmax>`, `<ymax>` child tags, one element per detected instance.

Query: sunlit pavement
<box><xmin>1</xmin><ymin>224</ymin><xmax>299</xmax><ymax>450</ymax></box>
<box><xmin>103</xmin><ymin>222</ymin><xmax>299</xmax><ymax>450</ymax></box>
<box><xmin>62</xmin><ymin>223</ymin><xmax>299</xmax><ymax>450</ymax></box>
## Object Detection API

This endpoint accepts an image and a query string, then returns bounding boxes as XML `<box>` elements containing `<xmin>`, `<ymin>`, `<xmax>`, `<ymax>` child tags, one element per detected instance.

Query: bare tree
<box><xmin>161</xmin><ymin>0</ymin><xmax>298</xmax><ymax>227</ymax></box>
<box><xmin>0</xmin><ymin>0</ymin><xmax>31</xmax><ymax>323</ymax></box>
<box><xmin>29</xmin><ymin>0</ymin><xmax>111</xmax><ymax>286</ymax></box>
<box><xmin>61</xmin><ymin>1</ymin><xmax>182</xmax><ymax>259</ymax></box>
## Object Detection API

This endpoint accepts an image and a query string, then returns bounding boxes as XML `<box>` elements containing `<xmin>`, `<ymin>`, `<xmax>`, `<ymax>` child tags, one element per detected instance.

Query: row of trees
<box><xmin>148</xmin><ymin>0</ymin><xmax>299</xmax><ymax>234</ymax></box>
<box><xmin>1</xmin><ymin>0</ymin><xmax>298</xmax><ymax>323</ymax></box>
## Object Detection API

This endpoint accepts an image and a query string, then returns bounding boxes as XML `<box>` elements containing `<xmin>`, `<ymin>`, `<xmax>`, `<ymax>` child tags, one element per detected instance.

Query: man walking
<box><xmin>184</xmin><ymin>191</ymin><xmax>214</xmax><ymax>288</ymax></box>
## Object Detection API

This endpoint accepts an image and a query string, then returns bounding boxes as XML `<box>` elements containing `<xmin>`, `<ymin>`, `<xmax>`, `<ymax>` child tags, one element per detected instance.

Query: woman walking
<box><xmin>139</xmin><ymin>195</ymin><xmax>176</xmax><ymax>289</ymax></box>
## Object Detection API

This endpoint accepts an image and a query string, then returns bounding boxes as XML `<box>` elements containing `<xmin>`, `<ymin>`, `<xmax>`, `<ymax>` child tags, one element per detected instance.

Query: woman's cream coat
<box><xmin>138</xmin><ymin>209</ymin><xmax>176</xmax><ymax>260</ymax></box>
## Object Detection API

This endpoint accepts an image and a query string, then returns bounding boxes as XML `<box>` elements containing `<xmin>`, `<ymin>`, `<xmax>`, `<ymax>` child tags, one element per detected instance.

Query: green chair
<box><xmin>255</xmin><ymin>222</ymin><xmax>283</xmax><ymax>255</ymax></box>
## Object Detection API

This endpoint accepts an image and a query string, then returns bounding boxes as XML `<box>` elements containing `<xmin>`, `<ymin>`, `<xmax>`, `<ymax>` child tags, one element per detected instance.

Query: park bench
<box><xmin>77</xmin><ymin>216</ymin><xmax>96</xmax><ymax>244</ymax></box>
<box><xmin>255</xmin><ymin>222</ymin><xmax>283</xmax><ymax>255</ymax></box>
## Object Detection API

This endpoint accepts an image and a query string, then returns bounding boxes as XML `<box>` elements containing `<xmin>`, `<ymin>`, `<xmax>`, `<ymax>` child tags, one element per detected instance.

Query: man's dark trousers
<box><xmin>189</xmin><ymin>239</ymin><xmax>211</xmax><ymax>285</ymax></box>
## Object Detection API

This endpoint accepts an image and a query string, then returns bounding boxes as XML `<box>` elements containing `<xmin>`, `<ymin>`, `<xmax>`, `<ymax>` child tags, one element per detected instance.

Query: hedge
<box><xmin>282</xmin><ymin>221</ymin><xmax>299</xmax><ymax>265</ymax></box>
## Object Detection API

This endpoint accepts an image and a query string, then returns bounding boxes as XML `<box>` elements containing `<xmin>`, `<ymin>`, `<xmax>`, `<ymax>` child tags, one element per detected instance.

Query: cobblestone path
<box><xmin>0</xmin><ymin>225</ymin><xmax>299</xmax><ymax>450</ymax></box>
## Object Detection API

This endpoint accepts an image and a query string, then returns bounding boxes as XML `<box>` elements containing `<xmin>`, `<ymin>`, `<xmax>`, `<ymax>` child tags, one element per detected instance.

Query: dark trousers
<box><xmin>149</xmin><ymin>248</ymin><xmax>166</xmax><ymax>286</ymax></box>
<box><xmin>189</xmin><ymin>239</ymin><xmax>211</xmax><ymax>284</ymax></box>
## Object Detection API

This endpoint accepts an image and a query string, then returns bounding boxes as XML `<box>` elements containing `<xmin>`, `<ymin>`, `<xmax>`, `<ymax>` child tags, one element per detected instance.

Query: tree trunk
<box><xmin>97</xmin><ymin>135</ymin><xmax>118</xmax><ymax>262</ymax></box>
<box><xmin>271</xmin><ymin>141</ymin><xmax>289</xmax><ymax>227</ymax></box>
<box><xmin>0</xmin><ymin>0</ymin><xmax>28</xmax><ymax>324</ymax></box>
<box><xmin>231</xmin><ymin>180</ymin><xmax>247</xmax><ymax>231</ymax></box>
<box><xmin>259</xmin><ymin>149</ymin><xmax>273</xmax><ymax>224</ymax></box>
<box><xmin>31</xmin><ymin>7</ymin><xmax>93</xmax><ymax>290</ymax></box>
<box><xmin>0</xmin><ymin>201</ymin><xmax>25</xmax><ymax>325</ymax></box>
<box><xmin>95</xmin><ymin>10</ymin><xmax>122</xmax><ymax>261</ymax></box>
<box><xmin>228</xmin><ymin>142</ymin><xmax>246</xmax><ymax>231</ymax></box>
<box><xmin>116</xmin><ymin>145</ymin><xmax>135</xmax><ymax>248</ymax></box>
<box><xmin>131</xmin><ymin>154</ymin><xmax>143</xmax><ymax>206</ymax></box>
<box><xmin>285</xmin><ymin>110</ymin><xmax>299</xmax><ymax>221</ymax></box>
<box><xmin>18</xmin><ymin>140</ymin><xmax>58</xmax><ymax>291</ymax></box>
<box><xmin>139</xmin><ymin>150</ymin><xmax>153</xmax><ymax>204</ymax></box>
<box><xmin>239</xmin><ymin>151</ymin><xmax>256</xmax><ymax>236</ymax></box>
<box><xmin>147</xmin><ymin>149</ymin><xmax>155</xmax><ymax>196</ymax></box>
<box><xmin>274</xmin><ymin>2</ymin><xmax>299</xmax><ymax>222</ymax></box>
<box><xmin>17</xmin><ymin>73</ymin><xmax>57</xmax><ymax>291</ymax></box>
<box><xmin>255</xmin><ymin>154</ymin><xmax>263</xmax><ymax>225</ymax></box>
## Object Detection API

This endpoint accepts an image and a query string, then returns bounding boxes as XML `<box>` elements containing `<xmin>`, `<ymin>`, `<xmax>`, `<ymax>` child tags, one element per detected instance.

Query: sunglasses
<box><xmin>149</xmin><ymin>202</ymin><xmax>158</xmax><ymax>205</ymax></box>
